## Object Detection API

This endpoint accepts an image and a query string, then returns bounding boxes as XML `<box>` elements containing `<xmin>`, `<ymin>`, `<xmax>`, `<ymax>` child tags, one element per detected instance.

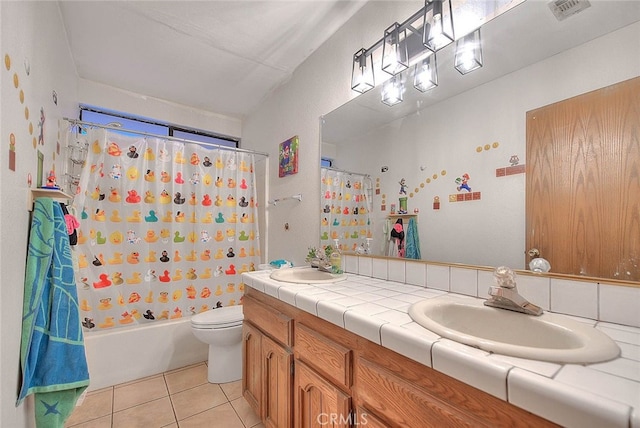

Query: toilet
<box><xmin>190</xmin><ymin>305</ymin><xmax>244</xmax><ymax>383</ymax></box>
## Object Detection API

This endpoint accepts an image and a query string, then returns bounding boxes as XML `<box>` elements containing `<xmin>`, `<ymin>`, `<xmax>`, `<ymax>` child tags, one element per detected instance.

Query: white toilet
<box><xmin>190</xmin><ymin>305</ymin><xmax>244</xmax><ymax>383</ymax></box>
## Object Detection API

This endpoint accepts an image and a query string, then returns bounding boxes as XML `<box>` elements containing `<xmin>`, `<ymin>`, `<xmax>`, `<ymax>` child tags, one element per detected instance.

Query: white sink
<box><xmin>269</xmin><ymin>267</ymin><xmax>347</xmax><ymax>284</ymax></box>
<box><xmin>408</xmin><ymin>296</ymin><xmax>620</xmax><ymax>363</ymax></box>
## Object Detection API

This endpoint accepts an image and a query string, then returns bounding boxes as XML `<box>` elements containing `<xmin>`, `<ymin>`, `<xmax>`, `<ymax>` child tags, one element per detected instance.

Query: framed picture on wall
<box><xmin>279</xmin><ymin>135</ymin><xmax>299</xmax><ymax>177</ymax></box>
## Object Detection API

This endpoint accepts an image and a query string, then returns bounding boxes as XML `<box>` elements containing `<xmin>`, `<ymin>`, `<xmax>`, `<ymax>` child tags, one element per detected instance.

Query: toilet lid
<box><xmin>191</xmin><ymin>305</ymin><xmax>244</xmax><ymax>328</ymax></box>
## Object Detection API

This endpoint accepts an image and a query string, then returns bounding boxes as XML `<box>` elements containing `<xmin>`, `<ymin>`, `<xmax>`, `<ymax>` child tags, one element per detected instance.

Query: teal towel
<box><xmin>405</xmin><ymin>217</ymin><xmax>421</xmax><ymax>260</ymax></box>
<box><xmin>18</xmin><ymin>198</ymin><xmax>89</xmax><ymax>427</ymax></box>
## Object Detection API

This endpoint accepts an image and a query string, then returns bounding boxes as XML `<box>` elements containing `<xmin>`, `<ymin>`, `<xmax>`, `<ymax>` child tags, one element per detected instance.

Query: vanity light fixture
<box><xmin>381</xmin><ymin>23</ymin><xmax>409</xmax><ymax>76</ymax></box>
<box><xmin>381</xmin><ymin>75</ymin><xmax>405</xmax><ymax>106</ymax></box>
<box><xmin>413</xmin><ymin>53</ymin><xmax>438</xmax><ymax>92</ymax></box>
<box><xmin>351</xmin><ymin>48</ymin><xmax>375</xmax><ymax>94</ymax></box>
<box><xmin>423</xmin><ymin>0</ymin><xmax>455</xmax><ymax>52</ymax></box>
<box><xmin>454</xmin><ymin>29</ymin><xmax>483</xmax><ymax>74</ymax></box>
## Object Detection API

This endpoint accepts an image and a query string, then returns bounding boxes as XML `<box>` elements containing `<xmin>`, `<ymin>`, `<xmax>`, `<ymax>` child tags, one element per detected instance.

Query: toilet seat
<box><xmin>191</xmin><ymin>305</ymin><xmax>244</xmax><ymax>329</ymax></box>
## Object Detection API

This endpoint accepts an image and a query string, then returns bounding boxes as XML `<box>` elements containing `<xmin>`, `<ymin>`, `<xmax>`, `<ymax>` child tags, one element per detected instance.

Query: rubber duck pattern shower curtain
<box><xmin>320</xmin><ymin>168</ymin><xmax>372</xmax><ymax>253</ymax></box>
<box><xmin>71</xmin><ymin>127</ymin><xmax>260</xmax><ymax>330</ymax></box>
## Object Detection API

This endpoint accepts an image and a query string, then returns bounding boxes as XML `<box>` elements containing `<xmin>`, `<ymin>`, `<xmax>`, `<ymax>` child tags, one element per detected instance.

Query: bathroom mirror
<box><xmin>321</xmin><ymin>0</ymin><xmax>640</xmax><ymax>283</ymax></box>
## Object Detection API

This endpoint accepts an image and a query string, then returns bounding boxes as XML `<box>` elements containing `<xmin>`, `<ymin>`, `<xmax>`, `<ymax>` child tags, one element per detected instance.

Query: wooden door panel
<box><xmin>294</xmin><ymin>361</ymin><xmax>351</xmax><ymax>428</ymax></box>
<box><xmin>263</xmin><ymin>335</ymin><xmax>292</xmax><ymax>428</ymax></box>
<box><xmin>526</xmin><ymin>77</ymin><xmax>640</xmax><ymax>280</ymax></box>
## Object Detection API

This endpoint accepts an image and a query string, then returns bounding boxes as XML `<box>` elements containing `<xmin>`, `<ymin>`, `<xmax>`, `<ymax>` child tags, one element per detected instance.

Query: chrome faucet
<box><xmin>484</xmin><ymin>266</ymin><xmax>543</xmax><ymax>316</ymax></box>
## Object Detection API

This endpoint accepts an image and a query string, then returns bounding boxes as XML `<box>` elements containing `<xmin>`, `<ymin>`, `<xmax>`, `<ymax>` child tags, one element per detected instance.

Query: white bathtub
<box><xmin>83</xmin><ymin>317</ymin><xmax>207</xmax><ymax>391</ymax></box>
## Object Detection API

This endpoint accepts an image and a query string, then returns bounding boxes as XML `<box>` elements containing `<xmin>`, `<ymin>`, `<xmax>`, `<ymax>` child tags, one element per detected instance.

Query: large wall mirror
<box><xmin>321</xmin><ymin>0</ymin><xmax>640</xmax><ymax>283</ymax></box>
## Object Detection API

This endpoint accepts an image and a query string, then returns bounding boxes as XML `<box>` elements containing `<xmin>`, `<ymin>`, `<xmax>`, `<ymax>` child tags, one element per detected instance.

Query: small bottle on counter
<box><xmin>330</xmin><ymin>239</ymin><xmax>343</xmax><ymax>274</ymax></box>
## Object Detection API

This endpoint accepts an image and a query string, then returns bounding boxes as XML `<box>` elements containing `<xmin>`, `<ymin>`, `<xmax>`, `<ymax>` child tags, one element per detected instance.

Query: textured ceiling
<box><xmin>59</xmin><ymin>1</ymin><xmax>368</xmax><ymax>119</ymax></box>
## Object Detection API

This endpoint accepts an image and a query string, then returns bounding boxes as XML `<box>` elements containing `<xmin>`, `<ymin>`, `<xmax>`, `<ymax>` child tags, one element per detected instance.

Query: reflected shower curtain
<box><xmin>70</xmin><ymin>127</ymin><xmax>260</xmax><ymax>330</ymax></box>
<box><xmin>320</xmin><ymin>168</ymin><xmax>372</xmax><ymax>253</ymax></box>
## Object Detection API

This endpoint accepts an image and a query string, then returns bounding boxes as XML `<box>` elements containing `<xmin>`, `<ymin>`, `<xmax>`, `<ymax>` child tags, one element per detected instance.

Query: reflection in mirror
<box><xmin>320</xmin><ymin>1</ymin><xmax>640</xmax><ymax>282</ymax></box>
<box><xmin>320</xmin><ymin>167</ymin><xmax>373</xmax><ymax>254</ymax></box>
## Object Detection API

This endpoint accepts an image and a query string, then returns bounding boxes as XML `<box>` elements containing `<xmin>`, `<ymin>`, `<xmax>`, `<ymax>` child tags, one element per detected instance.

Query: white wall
<box><xmin>243</xmin><ymin>0</ymin><xmax>640</xmax><ymax>268</ymax></box>
<box><xmin>0</xmin><ymin>3</ymin><xmax>79</xmax><ymax>427</ymax></box>
<box><xmin>336</xmin><ymin>21</ymin><xmax>640</xmax><ymax>268</ymax></box>
<box><xmin>78</xmin><ymin>79</ymin><xmax>242</xmax><ymax>139</ymax></box>
<box><xmin>241</xmin><ymin>1</ymin><xmax>420</xmax><ymax>267</ymax></box>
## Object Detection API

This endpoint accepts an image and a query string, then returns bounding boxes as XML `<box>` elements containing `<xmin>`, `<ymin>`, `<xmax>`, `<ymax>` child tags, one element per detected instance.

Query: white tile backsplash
<box><xmin>599</xmin><ymin>283</ymin><xmax>640</xmax><ymax>328</ymax></box>
<box><xmin>371</xmin><ymin>258</ymin><xmax>388</xmax><ymax>280</ymax></box>
<box><xmin>550</xmin><ymin>278</ymin><xmax>598</xmax><ymax>319</ymax></box>
<box><xmin>426</xmin><ymin>264</ymin><xmax>450</xmax><ymax>291</ymax></box>
<box><xmin>450</xmin><ymin>267</ymin><xmax>478</xmax><ymax>297</ymax></box>
<box><xmin>357</xmin><ymin>256</ymin><xmax>373</xmax><ymax>277</ymax></box>
<box><xmin>387</xmin><ymin>259</ymin><xmax>405</xmax><ymax>283</ymax></box>
<box><xmin>344</xmin><ymin>254</ymin><xmax>358</xmax><ymax>274</ymax></box>
<box><xmin>405</xmin><ymin>260</ymin><xmax>427</xmax><ymax>286</ymax></box>
<box><xmin>476</xmin><ymin>270</ymin><xmax>494</xmax><ymax>299</ymax></box>
<box><xmin>516</xmin><ymin>273</ymin><xmax>551</xmax><ymax>311</ymax></box>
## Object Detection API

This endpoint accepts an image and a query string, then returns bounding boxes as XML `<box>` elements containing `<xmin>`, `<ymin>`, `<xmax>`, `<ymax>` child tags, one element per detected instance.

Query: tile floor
<box><xmin>65</xmin><ymin>362</ymin><xmax>263</xmax><ymax>428</ymax></box>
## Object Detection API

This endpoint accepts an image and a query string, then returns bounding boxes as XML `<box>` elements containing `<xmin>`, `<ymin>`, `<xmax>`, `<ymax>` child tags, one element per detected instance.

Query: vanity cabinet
<box><xmin>243</xmin><ymin>287</ymin><xmax>557</xmax><ymax>428</ymax></box>
<box><xmin>242</xmin><ymin>294</ymin><xmax>293</xmax><ymax>428</ymax></box>
<box><xmin>294</xmin><ymin>361</ymin><xmax>351</xmax><ymax>427</ymax></box>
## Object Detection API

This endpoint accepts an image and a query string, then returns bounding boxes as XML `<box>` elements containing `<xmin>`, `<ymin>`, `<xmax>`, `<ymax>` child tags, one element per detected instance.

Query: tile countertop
<box><xmin>241</xmin><ymin>270</ymin><xmax>640</xmax><ymax>428</ymax></box>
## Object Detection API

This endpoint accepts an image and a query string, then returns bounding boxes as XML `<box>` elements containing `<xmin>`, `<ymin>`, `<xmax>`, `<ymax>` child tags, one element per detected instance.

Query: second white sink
<box><xmin>408</xmin><ymin>296</ymin><xmax>620</xmax><ymax>363</ymax></box>
<box><xmin>269</xmin><ymin>267</ymin><xmax>347</xmax><ymax>284</ymax></box>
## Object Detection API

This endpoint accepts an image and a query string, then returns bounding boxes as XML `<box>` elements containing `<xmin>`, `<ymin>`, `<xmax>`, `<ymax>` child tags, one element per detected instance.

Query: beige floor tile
<box><xmin>178</xmin><ymin>402</ymin><xmax>245</xmax><ymax>428</ymax></box>
<box><xmin>220</xmin><ymin>380</ymin><xmax>242</xmax><ymax>401</ymax></box>
<box><xmin>170</xmin><ymin>382</ymin><xmax>228</xmax><ymax>421</ymax></box>
<box><xmin>164</xmin><ymin>361</ymin><xmax>207</xmax><ymax>375</ymax></box>
<box><xmin>112</xmin><ymin>396</ymin><xmax>176</xmax><ymax>428</ymax></box>
<box><xmin>161</xmin><ymin>423</ymin><xmax>179</xmax><ymax>428</ymax></box>
<box><xmin>66</xmin><ymin>414</ymin><xmax>111</xmax><ymax>428</ymax></box>
<box><xmin>230</xmin><ymin>397</ymin><xmax>262</xmax><ymax>427</ymax></box>
<box><xmin>114</xmin><ymin>374</ymin><xmax>169</xmax><ymax>411</ymax></box>
<box><xmin>164</xmin><ymin>363</ymin><xmax>208</xmax><ymax>394</ymax></box>
<box><xmin>115</xmin><ymin>373</ymin><xmax>163</xmax><ymax>388</ymax></box>
<box><xmin>65</xmin><ymin>388</ymin><xmax>113</xmax><ymax>427</ymax></box>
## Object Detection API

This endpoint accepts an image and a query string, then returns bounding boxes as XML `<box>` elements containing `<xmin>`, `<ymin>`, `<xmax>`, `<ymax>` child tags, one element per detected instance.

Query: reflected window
<box><xmin>79</xmin><ymin>107</ymin><xmax>239</xmax><ymax>148</ymax></box>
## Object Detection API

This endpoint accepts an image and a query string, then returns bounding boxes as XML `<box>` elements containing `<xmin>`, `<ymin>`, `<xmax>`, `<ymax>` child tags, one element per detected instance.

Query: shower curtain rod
<box><xmin>63</xmin><ymin>118</ymin><xmax>269</xmax><ymax>158</ymax></box>
<box><xmin>323</xmin><ymin>166</ymin><xmax>370</xmax><ymax>178</ymax></box>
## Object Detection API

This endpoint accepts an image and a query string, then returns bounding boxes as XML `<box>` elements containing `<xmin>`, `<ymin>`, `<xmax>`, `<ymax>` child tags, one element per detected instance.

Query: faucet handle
<box><xmin>493</xmin><ymin>266</ymin><xmax>517</xmax><ymax>289</ymax></box>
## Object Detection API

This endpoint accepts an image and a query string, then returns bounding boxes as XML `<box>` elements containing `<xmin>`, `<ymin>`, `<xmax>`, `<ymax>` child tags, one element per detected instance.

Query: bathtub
<box><xmin>83</xmin><ymin>317</ymin><xmax>208</xmax><ymax>391</ymax></box>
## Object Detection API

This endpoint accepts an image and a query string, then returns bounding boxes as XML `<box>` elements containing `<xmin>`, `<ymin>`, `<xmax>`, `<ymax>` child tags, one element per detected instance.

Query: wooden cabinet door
<box><xmin>262</xmin><ymin>334</ymin><xmax>292</xmax><ymax>428</ymax></box>
<box><xmin>242</xmin><ymin>322</ymin><xmax>262</xmax><ymax>417</ymax></box>
<box><xmin>526</xmin><ymin>77</ymin><xmax>640</xmax><ymax>280</ymax></box>
<box><xmin>294</xmin><ymin>361</ymin><xmax>351</xmax><ymax>428</ymax></box>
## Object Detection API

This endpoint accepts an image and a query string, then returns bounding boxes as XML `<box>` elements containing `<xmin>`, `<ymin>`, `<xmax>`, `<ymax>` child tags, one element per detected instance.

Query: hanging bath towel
<box><xmin>17</xmin><ymin>198</ymin><xmax>89</xmax><ymax>427</ymax></box>
<box><xmin>405</xmin><ymin>217</ymin><xmax>421</xmax><ymax>260</ymax></box>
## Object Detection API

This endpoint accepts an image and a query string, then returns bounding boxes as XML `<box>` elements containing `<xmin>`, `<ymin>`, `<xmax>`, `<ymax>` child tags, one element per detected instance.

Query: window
<box><xmin>79</xmin><ymin>107</ymin><xmax>238</xmax><ymax>148</ymax></box>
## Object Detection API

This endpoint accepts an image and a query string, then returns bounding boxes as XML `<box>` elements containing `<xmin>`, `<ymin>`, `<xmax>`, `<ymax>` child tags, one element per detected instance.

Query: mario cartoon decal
<box><xmin>455</xmin><ymin>173</ymin><xmax>471</xmax><ymax>192</ymax></box>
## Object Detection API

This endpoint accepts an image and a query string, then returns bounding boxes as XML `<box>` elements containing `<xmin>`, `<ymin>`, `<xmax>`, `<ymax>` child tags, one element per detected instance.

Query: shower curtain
<box><xmin>320</xmin><ymin>168</ymin><xmax>372</xmax><ymax>253</ymax></box>
<box><xmin>70</xmin><ymin>126</ymin><xmax>261</xmax><ymax>330</ymax></box>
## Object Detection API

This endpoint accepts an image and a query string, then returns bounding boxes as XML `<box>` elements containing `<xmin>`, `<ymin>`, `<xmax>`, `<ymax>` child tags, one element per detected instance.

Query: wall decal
<box><xmin>496</xmin><ymin>154</ymin><xmax>526</xmax><ymax>176</ymax></box>
<box><xmin>9</xmin><ymin>133</ymin><xmax>16</xmax><ymax>171</ymax></box>
<box><xmin>278</xmin><ymin>135</ymin><xmax>298</xmax><ymax>177</ymax></box>
<box><xmin>37</xmin><ymin>107</ymin><xmax>45</xmax><ymax>146</ymax></box>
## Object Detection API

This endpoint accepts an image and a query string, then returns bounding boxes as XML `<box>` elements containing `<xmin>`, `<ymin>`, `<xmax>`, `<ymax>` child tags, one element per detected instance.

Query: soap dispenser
<box><xmin>330</xmin><ymin>239</ymin><xmax>343</xmax><ymax>274</ymax></box>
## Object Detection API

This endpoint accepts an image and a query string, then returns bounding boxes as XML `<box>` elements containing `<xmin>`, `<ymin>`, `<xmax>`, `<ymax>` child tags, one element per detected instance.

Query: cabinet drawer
<box><xmin>243</xmin><ymin>294</ymin><xmax>292</xmax><ymax>347</ymax></box>
<box><xmin>356</xmin><ymin>356</ymin><xmax>484</xmax><ymax>427</ymax></box>
<box><xmin>295</xmin><ymin>323</ymin><xmax>351</xmax><ymax>390</ymax></box>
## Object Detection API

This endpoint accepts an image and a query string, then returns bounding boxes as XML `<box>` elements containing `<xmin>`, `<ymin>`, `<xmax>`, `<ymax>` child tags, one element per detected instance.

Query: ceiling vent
<box><xmin>548</xmin><ymin>0</ymin><xmax>591</xmax><ymax>21</ymax></box>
